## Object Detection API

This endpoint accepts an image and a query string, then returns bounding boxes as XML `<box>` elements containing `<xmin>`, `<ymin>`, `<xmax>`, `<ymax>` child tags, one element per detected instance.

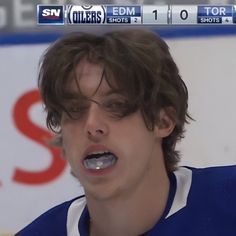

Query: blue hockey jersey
<box><xmin>16</xmin><ymin>166</ymin><xmax>236</xmax><ymax>235</ymax></box>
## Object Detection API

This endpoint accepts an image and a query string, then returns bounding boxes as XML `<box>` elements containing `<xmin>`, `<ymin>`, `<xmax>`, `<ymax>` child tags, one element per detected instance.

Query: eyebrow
<box><xmin>103</xmin><ymin>90</ymin><xmax>125</xmax><ymax>96</ymax></box>
<box><xmin>63</xmin><ymin>92</ymin><xmax>85</xmax><ymax>100</ymax></box>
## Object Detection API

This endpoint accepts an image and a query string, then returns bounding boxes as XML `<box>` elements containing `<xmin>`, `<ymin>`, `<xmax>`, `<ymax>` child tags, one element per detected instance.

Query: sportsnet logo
<box><xmin>37</xmin><ymin>5</ymin><xmax>64</xmax><ymax>25</ymax></box>
<box><xmin>67</xmin><ymin>5</ymin><xmax>106</xmax><ymax>24</ymax></box>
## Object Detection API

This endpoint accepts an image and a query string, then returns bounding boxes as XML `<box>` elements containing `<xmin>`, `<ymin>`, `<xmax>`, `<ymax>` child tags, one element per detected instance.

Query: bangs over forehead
<box><xmin>60</xmin><ymin>38</ymin><xmax>155</xmax><ymax>103</ymax></box>
<box><xmin>61</xmin><ymin>59</ymin><xmax>136</xmax><ymax>103</ymax></box>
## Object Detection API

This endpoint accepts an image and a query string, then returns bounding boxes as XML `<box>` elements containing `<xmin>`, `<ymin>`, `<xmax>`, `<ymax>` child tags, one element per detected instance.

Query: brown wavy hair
<box><xmin>38</xmin><ymin>29</ymin><xmax>192</xmax><ymax>171</ymax></box>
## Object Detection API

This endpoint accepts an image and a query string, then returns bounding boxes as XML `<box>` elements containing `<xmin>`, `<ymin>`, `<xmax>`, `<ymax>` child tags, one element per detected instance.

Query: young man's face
<box><xmin>61</xmin><ymin>60</ymin><xmax>174</xmax><ymax>200</ymax></box>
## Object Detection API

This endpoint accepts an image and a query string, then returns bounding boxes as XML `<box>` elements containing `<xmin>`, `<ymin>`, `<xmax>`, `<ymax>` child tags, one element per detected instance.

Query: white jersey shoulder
<box><xmin>67</xmin><ymin>196</ymin><xmax>86</xmax><ymax>236</ymax></box>
<box><xmin>166</xmin><ymin>166</ymin><xmax>192</xmax><ymax>218</ymax></box>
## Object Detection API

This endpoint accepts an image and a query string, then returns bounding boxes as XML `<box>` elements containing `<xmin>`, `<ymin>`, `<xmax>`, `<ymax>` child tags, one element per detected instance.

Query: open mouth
<box><xmin>83</xmin><ymin>151</ymin><xmax>118</xmax><ymax>170</ymax></box>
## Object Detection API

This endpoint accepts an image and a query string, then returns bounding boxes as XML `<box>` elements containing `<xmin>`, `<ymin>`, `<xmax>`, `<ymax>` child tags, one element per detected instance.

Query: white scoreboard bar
<box><xmin>37</xmin><ymin>4</ymin><xmax>236</xmax><ymax>25</ymax></box>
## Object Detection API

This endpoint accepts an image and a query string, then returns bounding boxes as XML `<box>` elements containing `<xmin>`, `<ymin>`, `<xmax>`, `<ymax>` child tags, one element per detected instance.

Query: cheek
<box><xmin>61</xmin><ymin>130</ymin><xmax>83</xmax><ymax>178</ymax></box>
<box><xmin>61</xmin><ymin>126</ymin><xmax>72</xmax><ymax>149</ymax></box>
<box><xmin>61</xmin><ymin>125</ymin><xmax>83</xmax><ymax>158</ymax></box>
<box><xmin>113</xmin><ymin>121</ymin><xmax>156</xmax><ymax>158</ymax></box>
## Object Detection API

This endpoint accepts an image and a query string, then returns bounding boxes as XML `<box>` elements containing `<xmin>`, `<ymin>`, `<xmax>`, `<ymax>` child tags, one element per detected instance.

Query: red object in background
<box><xmin>12</xmin><ymin>90</ymin><xmax>67</xmax><ymax>185</ymax></box>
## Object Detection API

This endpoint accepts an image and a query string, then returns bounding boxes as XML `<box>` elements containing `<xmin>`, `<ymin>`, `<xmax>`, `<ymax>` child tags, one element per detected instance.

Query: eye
<box><xmin>104</xmin><ymin>100</ymin><xmax>128</xmax><ymax>110</ymax></box>
<box><xmin>68</xmin><ymin>106</ymin><xmax>81</xmax><ymax>113</ymax></box>
<box><xmin>65</xmin><ymin>104</ymin><xmax>89</xmax><ymax>119</ymax></box>
<box><xmin>101</xmin><ymin>98</ymin><xmax>135</xmax><ymax>119</ymax></box>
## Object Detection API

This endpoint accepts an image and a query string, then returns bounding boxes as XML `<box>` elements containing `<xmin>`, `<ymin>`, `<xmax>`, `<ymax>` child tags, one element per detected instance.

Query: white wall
<box><xmin>169</xmin><ymin>36</ymin><xmax>236</xmax><ymax>167</ymax></box>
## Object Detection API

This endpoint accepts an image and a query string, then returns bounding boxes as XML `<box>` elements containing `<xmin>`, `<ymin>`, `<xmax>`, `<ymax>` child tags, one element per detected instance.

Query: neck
<box><xmin>86</xmin><ymin>161</ymin><xmax>170</xmax><ymax>236</ymax></box>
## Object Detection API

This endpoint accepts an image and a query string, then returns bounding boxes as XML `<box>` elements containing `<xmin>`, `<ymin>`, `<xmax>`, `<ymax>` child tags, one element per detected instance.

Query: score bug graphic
<box><xmin>37</xmin><ymin>5</ymin><xmax>64</xmax><ymax>25</ymax></box>
<box><xmin>67</xmin><ymin>5</ymin><xmax>106</xmax><ymax>24</ymax></box>
<box><xmin>106</xmin><ymin>6</ymin><xmax>142</xmax><ymax>24</ymax></box>
<box><xmin>198</xmin><ymin>5</ymin><xmax>234</xmax><ymax>24</ymax></box>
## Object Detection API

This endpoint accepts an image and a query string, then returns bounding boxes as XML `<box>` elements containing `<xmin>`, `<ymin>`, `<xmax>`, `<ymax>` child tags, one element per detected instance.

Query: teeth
<box><xmin>83</xmin><ymin>153</ymin><xmax>117</xmax><ymax>170</ymax></box>
<box><xmin>87</xmin><ymin>151</ymin><xmax>110</xmax><ymax>155</ymax></box>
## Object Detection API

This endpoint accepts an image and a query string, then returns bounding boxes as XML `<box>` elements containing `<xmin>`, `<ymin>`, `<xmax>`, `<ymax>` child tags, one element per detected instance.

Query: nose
<box><xmin>85</xmin><ymin>103</ymin><xmax>109</xmax><ymax>141</ymax></box>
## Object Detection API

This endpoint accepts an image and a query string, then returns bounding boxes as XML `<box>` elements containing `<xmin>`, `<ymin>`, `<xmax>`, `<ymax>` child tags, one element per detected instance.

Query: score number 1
<box><xmin>153</xmin><ymin>9</ymin><xmax>158</xmax><ymax>20</ymax></box>
<box><xmin>142</xmin><ymin>5</ymin><xmax>169</xmax><ymax>24</ymax></box>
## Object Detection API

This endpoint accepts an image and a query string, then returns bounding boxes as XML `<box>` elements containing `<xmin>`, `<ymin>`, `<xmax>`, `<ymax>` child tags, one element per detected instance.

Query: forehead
<box><xmin>76</xmin><ymin>59</ymin><xmax>103</xmax><ymax>79</ymax></box>
<box><xmin>68</xmin><ymin>59</ymin><xmax>110</xmax><ymax>98</ymax></box>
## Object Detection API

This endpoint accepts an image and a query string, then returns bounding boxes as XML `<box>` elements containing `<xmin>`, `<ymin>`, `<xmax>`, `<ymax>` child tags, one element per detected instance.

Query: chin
<box><xmin>84</xmin><ymin>185</ymin><xmax>121</xmax><ymax>201</ymax></box>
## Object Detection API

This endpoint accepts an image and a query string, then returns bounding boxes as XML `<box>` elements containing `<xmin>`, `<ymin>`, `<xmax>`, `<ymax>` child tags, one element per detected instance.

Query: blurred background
<box><xmin>1</xmin><ymin>0</ymin><xmax>236</xmax><ymax>234</ymax></box>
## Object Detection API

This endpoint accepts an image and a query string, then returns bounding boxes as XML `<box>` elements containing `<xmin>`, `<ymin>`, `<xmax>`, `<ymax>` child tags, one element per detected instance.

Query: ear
<box><xmin>154</xmin><ymin>107</ymin><xmax>176</xmax><ymax>138</ymax></box>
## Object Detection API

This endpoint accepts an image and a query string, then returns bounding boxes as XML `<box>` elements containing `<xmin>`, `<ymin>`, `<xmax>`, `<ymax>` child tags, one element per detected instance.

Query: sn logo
<box><xmin>37</xmin><ymin>5</ymin><xmax>64</xmax><ymax>25</ymax></box>
<box><xmin>42</xmin><ymin>9</ymin><xmax>61</xmax><ymax>18</ymax></box>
